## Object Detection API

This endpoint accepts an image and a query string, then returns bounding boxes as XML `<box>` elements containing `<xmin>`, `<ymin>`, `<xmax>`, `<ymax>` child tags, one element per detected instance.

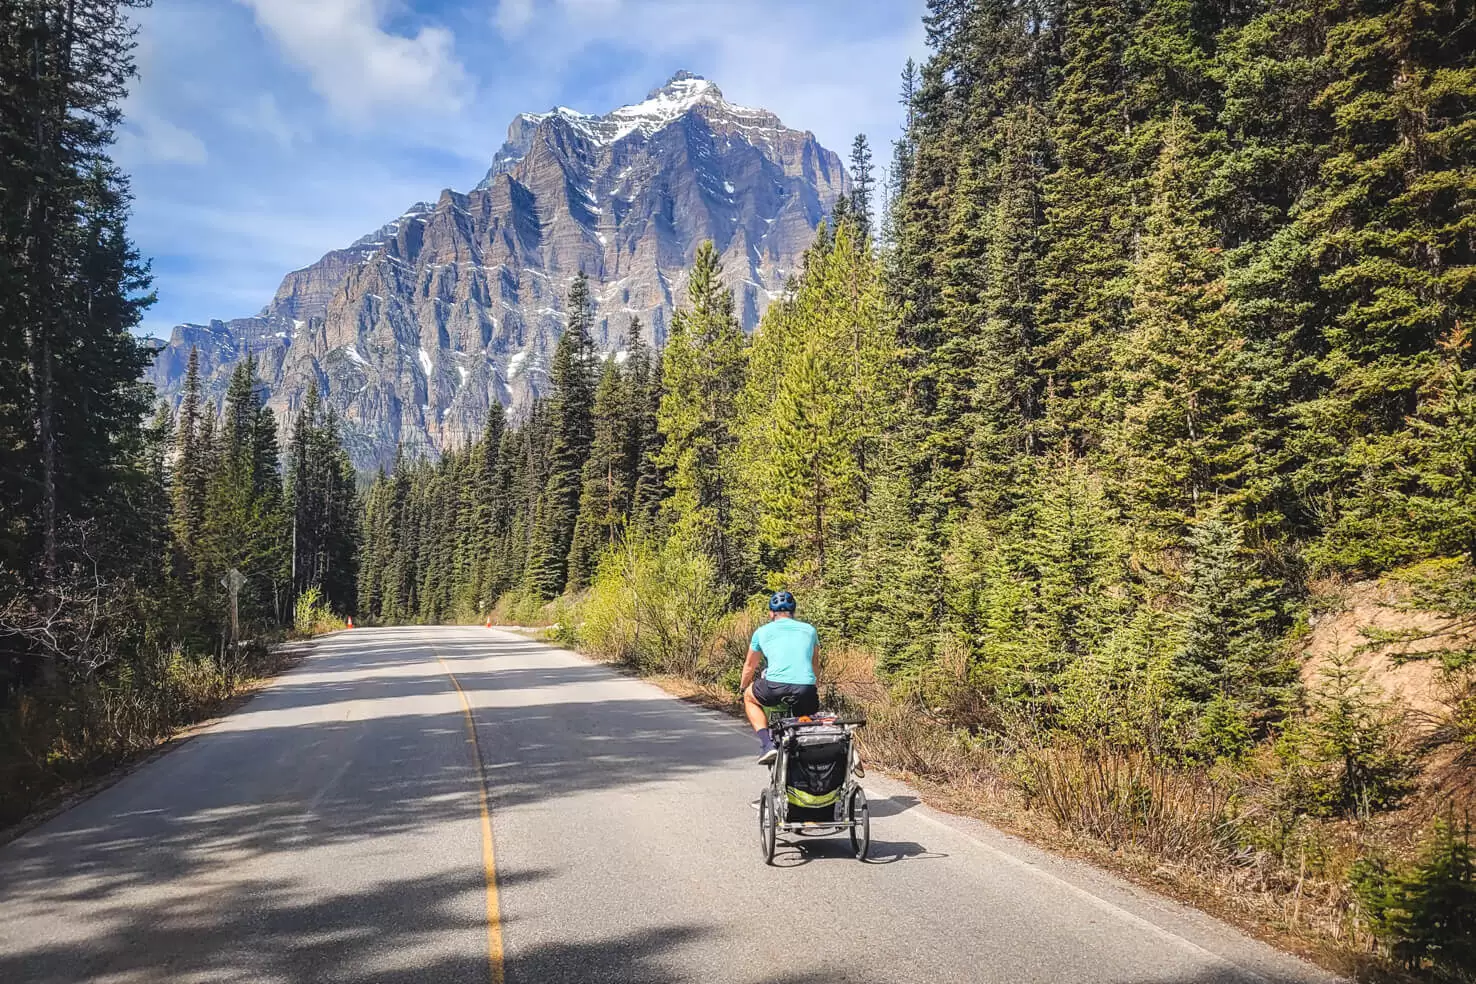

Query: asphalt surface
<box><xmin>0</xmin><ymin>626</ymin><xmax>1340</xmax><ymax>983</ymax></box>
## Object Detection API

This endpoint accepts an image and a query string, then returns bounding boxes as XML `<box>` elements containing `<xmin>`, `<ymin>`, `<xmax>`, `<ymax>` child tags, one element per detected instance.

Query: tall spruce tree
<box><xmin>529</xmin><ymin>273</ymin><xmax>597</xmax><ymax>597</ymax></box>
<box><xmin>0</xmin><ymin>0</ymin><xmax>153</xmax><ymax>591</ymax></box>
<box><xmin>1034</xmin><ymin>0</ymin><xmax>1135</xmax><ymax>452</ymax></box>
<box><xmin>1291</xmin><ymin>0</ymin><xmax>1476</xmax><ymax>572</ymax></box>
<box><xmin>624</xmin><ymin>318</ymin><xmax>665</xmax><ymax>532</ymax></box>
<box><xmin>171</xmin><ymin>347</ymin><xmax>207</xmax><ymax>558</ymax></box>
<box><xmin>657</xmin><ymin>241</ymin><xmax>749</xmax><ymax>590</ymax></box>
<box><xmin>849</xmin><ymin>133</ymin><xmax>875</xmax><ymax>240</ymax></box>
<box><xmin>569</xmin><ymin>357</ymin><xmax>633</xmax><ymax>587</ymax></box>
<box><xmin>1109</xmin><ymin>109</ymin><xmax>1252</xmax><ymax>542</ymax></box>
<box><xmin>287</xmin><ymin>384</ymin><xmax>359</xmax><ymax>614</ymax></box>
<box><xmin>200</xmin><ymin>358</ymin><xmax>286</xmax><ymax>625</ymax></box>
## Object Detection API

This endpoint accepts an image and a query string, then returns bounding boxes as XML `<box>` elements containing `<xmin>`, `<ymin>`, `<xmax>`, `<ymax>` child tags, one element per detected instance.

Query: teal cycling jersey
<box><xmin>749</xmin><ymin>618</ymin><xmax>818</xmax><ymax>685</ymax></box>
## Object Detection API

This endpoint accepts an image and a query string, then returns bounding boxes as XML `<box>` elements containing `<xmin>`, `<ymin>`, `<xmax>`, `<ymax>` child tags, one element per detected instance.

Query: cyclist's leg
<box><xmin>791</xmin><ymin>685</ymin><xmax>820</xmax><ymax>717</ymax></box>
<box><xmin>742</xmin><ymin>682</ymin><xmax>770</xmax><ymax>732</ymax></box>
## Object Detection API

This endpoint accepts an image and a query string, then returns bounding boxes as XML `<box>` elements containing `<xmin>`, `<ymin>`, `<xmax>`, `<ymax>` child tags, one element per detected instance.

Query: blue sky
<box><xmin>116</xmin><ymin>0</ymin><xmax>928</xmax><ymax>338</ymax></box>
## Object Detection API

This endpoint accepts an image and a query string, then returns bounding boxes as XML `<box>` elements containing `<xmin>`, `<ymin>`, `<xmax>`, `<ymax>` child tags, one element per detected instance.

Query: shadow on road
<box><xmin>501</xmin><ymin>923</ymin><xmax>862</xmax><ymax>984</ymax></box>
<box><xmin>769</xmin><ymin>835</ymin><xmax>946</xmax><ymax>867</ymax></box>
<box><xmin>867</xmin><ymin>793</ymin><xmax>921</xmax><ymax>818</ymax></box>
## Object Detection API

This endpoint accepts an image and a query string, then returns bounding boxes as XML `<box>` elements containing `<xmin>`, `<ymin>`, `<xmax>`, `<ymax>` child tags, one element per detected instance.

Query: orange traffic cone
<box><xmin>485</xmin><ymin>617</ymin><xmax>492</xmax><ymax>629</ymax></box>
<box><xmin>347</xmin><ymin>616</ymin><xmax>354</xmax><ymax>629</ymax></box>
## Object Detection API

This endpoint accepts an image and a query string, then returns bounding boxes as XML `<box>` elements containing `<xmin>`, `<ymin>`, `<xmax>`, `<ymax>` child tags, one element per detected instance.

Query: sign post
<box><xmin>221</xmin><ymin>568</ymin><xmax>246</xmax><ymax>681</ymax></box>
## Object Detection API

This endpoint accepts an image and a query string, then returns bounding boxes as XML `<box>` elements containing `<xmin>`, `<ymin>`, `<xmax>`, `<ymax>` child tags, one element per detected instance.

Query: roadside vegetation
<box><xmin>0</xmin><ymin>0</ymin><xmax>358</xmax><ymax>827</ymax></box>
<box><xmin>356</xmin><ymin>0</ymin><xmax>1475</xmax><ymax>976</ymax></box>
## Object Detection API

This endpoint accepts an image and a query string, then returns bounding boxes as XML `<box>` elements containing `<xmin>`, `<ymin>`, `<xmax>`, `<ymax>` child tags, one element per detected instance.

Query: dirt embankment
<box><xmin>1301</xmin><ymin>578</ymin><xmax>1465</xmax><ymax>721</ymax></box>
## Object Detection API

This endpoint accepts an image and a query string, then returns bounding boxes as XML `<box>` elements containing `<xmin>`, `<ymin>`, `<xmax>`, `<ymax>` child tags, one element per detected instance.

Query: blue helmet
<box><xmin>768</xmin><ymin>590</ymin><xmax>797</xmax><ymax>613</ymax></box>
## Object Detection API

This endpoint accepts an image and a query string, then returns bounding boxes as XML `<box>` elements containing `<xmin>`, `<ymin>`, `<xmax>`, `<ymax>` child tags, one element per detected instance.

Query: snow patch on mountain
<box><xmin>476</xmin><ymin>72</ymin><xmax>785</xmax><ymax>190</ymax></box>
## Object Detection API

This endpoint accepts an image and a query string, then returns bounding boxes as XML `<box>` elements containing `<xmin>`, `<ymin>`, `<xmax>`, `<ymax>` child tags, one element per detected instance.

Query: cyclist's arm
<box><xmin>740</xmin><ymin>644</ymin><xmax>763</xmax><ymax>691</ymax></box>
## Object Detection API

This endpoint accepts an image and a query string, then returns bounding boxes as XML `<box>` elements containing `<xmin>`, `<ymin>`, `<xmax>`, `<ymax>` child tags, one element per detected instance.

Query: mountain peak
<box><xmin>482</xmin><ymin>73</ymin><xmax>762</xmax><ymax>185</ymax></box>
<box><xmin>646</xmin><ymin>70</ymin><xmax>715</xmax><ymax>101</ymax></box>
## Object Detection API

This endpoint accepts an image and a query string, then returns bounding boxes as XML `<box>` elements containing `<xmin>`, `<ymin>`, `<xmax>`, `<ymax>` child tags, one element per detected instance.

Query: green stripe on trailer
<box><xmin>786</xmin><ymin>787</ymin><xmax>840</xmax><ymax>808</ymax></box>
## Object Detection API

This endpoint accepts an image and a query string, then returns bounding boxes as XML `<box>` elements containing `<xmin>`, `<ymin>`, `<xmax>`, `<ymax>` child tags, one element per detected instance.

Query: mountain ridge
<box><xmin>146</xmin><ymin>72</ymin><xmax>849</xmax><ymax>472</ymax></box>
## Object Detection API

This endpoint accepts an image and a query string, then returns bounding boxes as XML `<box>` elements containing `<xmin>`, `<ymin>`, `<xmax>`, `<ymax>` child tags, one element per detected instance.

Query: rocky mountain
<box><xmin>146</xmin><ymin>72</ymin><xmax>850</xmax><ymax>472</ymax></box>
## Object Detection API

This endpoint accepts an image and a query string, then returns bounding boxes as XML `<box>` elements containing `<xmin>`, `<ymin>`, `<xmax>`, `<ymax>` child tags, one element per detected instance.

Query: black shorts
<box><xmin>752</xmin><ymin>678</ymin><xmax>819</xmax><ymax>716</ymax></box>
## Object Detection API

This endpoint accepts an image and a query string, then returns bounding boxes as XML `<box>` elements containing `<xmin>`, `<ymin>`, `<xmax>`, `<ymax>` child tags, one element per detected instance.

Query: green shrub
<box><xmin>580</xmin><ymin>535</ymin><xmax>726</xmax><ymax>677</ymax></box>
<box><xmin>1353</xmin><ymin>818</ymin><xmax>1476</xmax><ymax>980</ymax></box>
<box><xmin>293</xmin><ymin>586</ymin><xmax>346</xmax><ymax>636</ymax></box>
<box><xmin>1275</xmin><ymin>651</ymin><xmax>1415</xmax><ymax>818</ymax></box>
<box><xmin>1057</xmin><ymin>607</ymin><xmax>1176</xmax><ymax>752</ymax></box>
<box><xmin>548</xmin><ymin>597</ymin><xmax>581</xmax><ymax>647</ymax></box>
<box><xmin>490</xmin><ymin>587</ymin><xmax>551</xmax><ymax>627</ymax></box>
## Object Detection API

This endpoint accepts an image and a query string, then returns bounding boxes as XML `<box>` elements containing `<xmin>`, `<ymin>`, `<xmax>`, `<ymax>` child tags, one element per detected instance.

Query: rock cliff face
<box><xmin>146</xmin><ymin>72</ymin><xmax>849</xmax><ymax>472</ymax></box>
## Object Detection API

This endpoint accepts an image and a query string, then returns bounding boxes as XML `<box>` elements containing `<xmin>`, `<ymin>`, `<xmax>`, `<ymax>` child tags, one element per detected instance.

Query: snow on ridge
<box><xmin>523</xmin><ymin>73</ymin><xmax>776</xmax><ymax>148</ymax></box>
<box><xmin>418</xmin><ymin>347</ymin><xmax>433</xmax><ymax>375</ymax></box>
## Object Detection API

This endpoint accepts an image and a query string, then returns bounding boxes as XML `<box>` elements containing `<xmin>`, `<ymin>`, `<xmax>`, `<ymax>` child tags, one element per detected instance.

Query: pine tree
<box><xmin>657</xmin><ymin>241</ymin><xmax>749</xmax><ymax>590</ymax></box>
<box><xmin>972</xmin><ymin>101</ymin><xmax>1048</xmax><ymax>491</ymax></box>
<box><xmin>288</xmin><ymin>384</ymin><xmax>359</xmax><ymax>616</ymax></box>
<box><xmin>0</xmin><ymin>0</ymin><xmax>154</xmax><ymax>591</ymax></box>
<box><xmin>1034</xmin><ymin>0</ymin><xmax>1135</xmax><ymax>452</ymax></box>
<box><xmin>1176</xmin><ymin>514</ymin><xmax>1297</xmax><ymax>758</ymax></box>
<box><xmin>171</xmin><ymin>347</ymin><xmax>207</xmax><ymax>556</ymax></box>
<box><xmin>627</xmin><ymin>321</ymin><xmax>667</xmax><ymax>533</ymax></box>
<box><xmin>1014</xmin><ymin>453</ymin><xmax>1126</xmax><ymax>714</ymax></box>
<box><xmin>569</xmin><ymin>357</ymin><xmax>633</xmax><ymax>587</ymax></box>
<box><xmin>1293</xmin><ymin>0</ymin><xmax>1475</xmax><ymax>573</ymax></box>
<box><xmin>740</xmin><ymin>218</ymin><xmax>891</xmax><ymax>586</ymax></box>
<box><xmin>1109</xmin><ymin>108</ymin><xmax>1253</xmax><ymax>541</ymax></box>
<box><xmin>882</xmin><ymin>58</ymin><xmax>920</xmax><ymax>245</ymax></box>
<box><xmin>769</xmin><ymin>339</ymin><xmax>858</xmax><ymax>580</ymax></box>
<box><xmin>465</xmin><ymin>402</ymin><xmax>507</xmax><ymax>608</ymax></box>
<box><xmin>199</xmin><ymin>358</ymin><xmax>286</xmax><ymax>626</ymax></box>
<box><xmin>1405</xmin><ymin>327</ymin><xmax>1476</xmax><ymax>561</ymax></box>
<box><xmin>849</xmin><ymin>133</ymin><xmax>875</xmax><ymax>240</ymax></box>
<box><xmin>528</xmin><ymin>273</ymin><xmax>597</xmax><ymax>597</ymax></box>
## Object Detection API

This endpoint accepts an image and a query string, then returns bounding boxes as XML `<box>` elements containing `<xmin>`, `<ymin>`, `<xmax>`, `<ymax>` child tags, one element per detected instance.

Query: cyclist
<box><xmin>742</xmin><ymin>590</ymin><xmax>819</xmax><ymax>765</ymax></box>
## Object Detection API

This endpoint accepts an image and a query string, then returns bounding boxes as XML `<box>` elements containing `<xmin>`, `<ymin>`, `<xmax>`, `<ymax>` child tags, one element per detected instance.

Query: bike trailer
<box><xmin>782</xmin><ymin>722</ymin><xmax>851</xmax><ymax>821</ymax></box>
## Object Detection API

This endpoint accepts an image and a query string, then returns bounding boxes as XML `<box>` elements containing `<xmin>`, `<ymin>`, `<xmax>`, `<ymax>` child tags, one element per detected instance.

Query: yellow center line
<box><xmin>436</xmin><ymin>647</ymin><xmax>507</xmax><ymax>984</ymax></box>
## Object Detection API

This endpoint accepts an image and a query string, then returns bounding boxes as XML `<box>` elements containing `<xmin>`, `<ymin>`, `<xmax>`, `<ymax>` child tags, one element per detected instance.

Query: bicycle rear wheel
<box><xmin>847</xmin><ymin>787</ymin><xmax>869</xmax><ymax>861</ymax></box>
<box><xmin>757</xmin><ymin>788</ymin><xmax>777</xmax><ymax>864</ymax></box>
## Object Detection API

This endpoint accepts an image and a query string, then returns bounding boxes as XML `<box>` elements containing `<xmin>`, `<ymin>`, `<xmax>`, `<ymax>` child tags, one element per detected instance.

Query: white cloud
<box><xmin>559</xmin><ymin>0</ymin><xmax>622</xmax><ymax>15</ymax></box>
<box><xmin>497</xmin><ymin>0</ymin><xmax>621</xmax><ymax>38</ymax></box>
<box><xmin>235</xmin><ymin>0</ymin><xmax>469</xmax><ymax>119</ymax></box>
<box><xmin>227</xmin><ymin>93</ymin><xmax>304</xmax><ymax>149</ymax></box>
<box><xmin>496</xmin><ymin>0</ymin><xmax>535</xmax><ymax>36</ymax></box>
<box><xmin>122</xmin><ymin>114</ymin><xmax>209</xmax><ymax>164</ymax></box>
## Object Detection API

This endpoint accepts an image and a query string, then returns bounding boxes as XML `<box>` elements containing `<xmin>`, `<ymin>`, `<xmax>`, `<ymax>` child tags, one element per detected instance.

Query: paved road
<box><xmin>0</xmin><ymin>627</ymin><xmax>1338</xmax><ymax>983</ymax></box>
